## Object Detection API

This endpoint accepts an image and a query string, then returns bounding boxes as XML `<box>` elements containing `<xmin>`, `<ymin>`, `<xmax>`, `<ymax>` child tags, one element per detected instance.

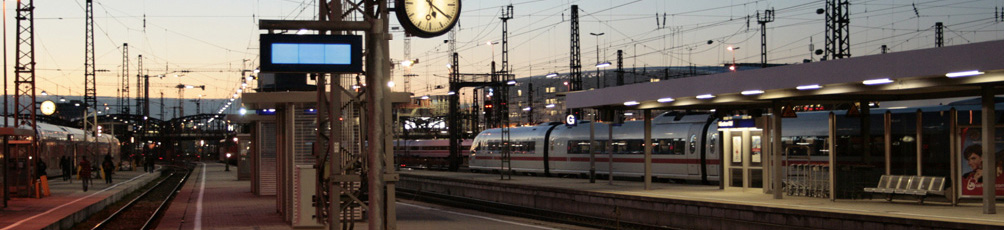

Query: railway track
<box><xmin>397</xmin><ymin>188</ymin><xmax>677</xmax><ymax>230</ymax></box>
<box><xmin>72</xmin><ymin>166</ymin><xmax>192</xmax><ymax>230</ymax></box>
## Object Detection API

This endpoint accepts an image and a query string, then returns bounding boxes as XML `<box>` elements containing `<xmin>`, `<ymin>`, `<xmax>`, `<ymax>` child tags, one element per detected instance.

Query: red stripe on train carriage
<box><xmin>473</xmin><ymin>156</ymin><xmax>721</xmax><ymax>165</ymax></box>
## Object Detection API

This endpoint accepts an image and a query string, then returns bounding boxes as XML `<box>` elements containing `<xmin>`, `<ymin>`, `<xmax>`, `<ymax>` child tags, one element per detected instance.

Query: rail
<box><xmin>90</xmin><ymin>167</ymin><xmax>191</xmax><ymax>230</ymax></box>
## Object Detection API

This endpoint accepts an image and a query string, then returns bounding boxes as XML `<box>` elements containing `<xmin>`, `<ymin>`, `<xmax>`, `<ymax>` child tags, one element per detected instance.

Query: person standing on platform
<box><xmin>60</xmin><ymin>156</ymin><xmax>71</xmax><ymax>181</ymax></box>
<box><xmin>102</xmin><ymin>154</ymin><xmax>114</xmax><ymax>184</ymax></box>
<box><xmin>36</xmin><ymin>160</ymin><xmax>47</xmax><ymax>179</ymax></box>
<box><xmin>79</xmin><ymin>156</ymin><xmax>92</xmax><ymax>191</ymax></box>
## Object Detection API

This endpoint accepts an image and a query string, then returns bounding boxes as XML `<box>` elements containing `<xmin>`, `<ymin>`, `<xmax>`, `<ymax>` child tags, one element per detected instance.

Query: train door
<box><xmin>722</xmin><ymin>128</ymin><xmax>764</xmax><ymax>190</ymax></box>
<box><xmin>687</xmin><ymin>124</ymin><xmax>703</xmax><ymax>175</ymax></box>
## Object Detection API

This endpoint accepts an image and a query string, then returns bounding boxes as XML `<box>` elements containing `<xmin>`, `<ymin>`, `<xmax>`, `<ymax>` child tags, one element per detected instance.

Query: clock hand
<box><xmin>425</xmin><ymin>0</ymin><xmax>453</xmax><ymax>19</ymax></box>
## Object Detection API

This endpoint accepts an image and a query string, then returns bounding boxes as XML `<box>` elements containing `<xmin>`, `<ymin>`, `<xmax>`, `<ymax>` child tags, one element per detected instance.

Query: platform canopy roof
<box><xmin>566</xmin><ymin>39</ymin><xmax>1004</xmax><ymax>111</ymax></box>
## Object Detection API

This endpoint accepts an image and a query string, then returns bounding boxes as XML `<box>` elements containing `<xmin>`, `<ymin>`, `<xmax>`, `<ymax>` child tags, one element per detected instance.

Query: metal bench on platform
<box><xmin>864</xmin><ymin>175</ymin><xmax>946</xmax><ymax>204</ymax></box>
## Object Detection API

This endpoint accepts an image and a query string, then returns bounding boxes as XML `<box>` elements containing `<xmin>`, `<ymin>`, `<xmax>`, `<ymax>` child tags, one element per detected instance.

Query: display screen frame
<box><xmin>260</xmin><ymin>34</ymin><xmax>363</xmax><ymax>73</ymax></box>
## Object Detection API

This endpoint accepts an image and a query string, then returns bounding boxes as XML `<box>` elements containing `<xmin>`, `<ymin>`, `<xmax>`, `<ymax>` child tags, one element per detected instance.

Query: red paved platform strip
<box><xmin>0</xmin><ymin>168</ymin><xmax>159</xmax><ymax>230</ymax></box>
<box><xmin>156</xmin><ymin>162</ymin><xmax>288</xmax><ymax>230</ymax></box>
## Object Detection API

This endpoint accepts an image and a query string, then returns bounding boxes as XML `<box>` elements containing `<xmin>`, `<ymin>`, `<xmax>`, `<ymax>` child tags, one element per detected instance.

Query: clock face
<box><xmin>395</xmin><ymin>0</ymin><xmax>460</xmax><ymax>38</ymax></box>
<box><xmin>40</xmin><ymin>100</ymin><xmax>56</xmax><ymax>115</ymax></box>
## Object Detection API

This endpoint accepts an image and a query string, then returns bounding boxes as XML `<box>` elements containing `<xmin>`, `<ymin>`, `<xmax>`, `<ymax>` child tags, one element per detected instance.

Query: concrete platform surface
<box><xmin>156</xmin><ymin>162</ymin><xmax>287</xmax><ymax>230</ymax></box>
<box><xmin>399</xmin><ymin>170</ymin><xmax>1004</xmax><ymax>227</ymax></box>
<box><xmin>0</xmin><ymin>167</ymin><xmax>160</xmax><ymax>230</ymax></box>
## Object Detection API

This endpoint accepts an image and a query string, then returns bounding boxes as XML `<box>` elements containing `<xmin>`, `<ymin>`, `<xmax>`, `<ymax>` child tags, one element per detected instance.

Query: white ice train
<box><xmin>5</xmin><ymin>117</ymin><xmax>121</xmax><ymax>179</ymax></box>
<box><xmin>467</xmin><ymin>106</ymin><xmax>959</xmax><ymax>183</ymax></box>
<box><xmin>469</xmin><ymin>112</ymin><xmax>725</xmax><ymax>182</ymax></box>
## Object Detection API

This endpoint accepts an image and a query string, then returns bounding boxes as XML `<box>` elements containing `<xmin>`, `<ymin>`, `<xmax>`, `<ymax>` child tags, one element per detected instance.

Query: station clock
<box><xmin>395</xmin><ymin>0</ymin><xmax>460</xmax><ymax>38</ymax></box>
<box><xmin>40</xmin><ymin>100</ymin><xmax>56</xmax><ymax>115</ymax></box>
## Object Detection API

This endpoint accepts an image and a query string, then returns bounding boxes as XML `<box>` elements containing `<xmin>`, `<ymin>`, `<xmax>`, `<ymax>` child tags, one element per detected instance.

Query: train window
<box><xmin>524</xmin><ymin>141</ymin><xmax>536</xmax><ymax>154</ymax></box>
<box><xmin>626</xmin><ymin>140</ymin><xmax>644</xmax><ymax>154</ymax></box>
<box><xmin>689</xmin><ymin>135</ymin><xmax>698</xmax><ymax>154</ymax></box>
<box><xmin>709</xmin><ymin>133</ymin><xmax>718</xmax><ymax>153</ymax></box>
<box><xmin>567</xmin><ymin>140</ymin><xmax>590</xmax><ymax>154</ymax></box>
<box><xmin>611</xmin><ymin>140</ymin><xmax>628</xmax><ymax>154</ymax></box>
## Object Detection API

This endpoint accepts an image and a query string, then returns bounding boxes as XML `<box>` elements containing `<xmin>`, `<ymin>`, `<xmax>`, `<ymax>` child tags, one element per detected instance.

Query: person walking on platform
<box><xmin>145</xmin><ymin>154</ymin><xmax>155</xmax><ymax>172</ymax></box>
<box><xmin>102</xmin><ymin>154</ymin><xmax>114</xmax><ymax>184</ymax></box>
<box><xmin>60</xmin><ymin>156</ymin><xmax>71</xmax><ymax>181</ymax></box>
<box><xmin>79</xmin><ymin>156</ymin><xmax>92</xmax><ymax>191</ymax></box>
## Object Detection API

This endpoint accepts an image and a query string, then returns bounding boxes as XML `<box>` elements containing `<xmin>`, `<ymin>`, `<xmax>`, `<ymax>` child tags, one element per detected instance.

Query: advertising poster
<box><xmin>751</xmin><ymin>136</ymin><xmax>762</xmax><ymax>164</ymax></box>
<box><xmin>732</xmin><ymin>136</ymin><xmax>742</xmax><ymax>163</ymax></box>
<box><xmin>959</xmin><ymin>127</ymin><xmax>1004</xmax><ymax>197</ymax></box>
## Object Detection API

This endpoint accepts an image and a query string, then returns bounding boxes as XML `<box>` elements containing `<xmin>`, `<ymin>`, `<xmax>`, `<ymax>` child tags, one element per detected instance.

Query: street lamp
<box><xmin>727</xmin><ymin>45</ymin><xmax>740</xmax><ymax>71</ymax></box>
<box><xmin>589</xmin><ymin>32</ymin><xmax>605</xmax><ymax>88</ymax></box>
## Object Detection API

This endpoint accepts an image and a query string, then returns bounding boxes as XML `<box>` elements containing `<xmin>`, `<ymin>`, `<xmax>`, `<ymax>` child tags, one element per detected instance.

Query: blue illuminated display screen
<box><xmin>271</xmin><ymin>43</ymin><xmax>352</xmax><ymax>65</ymax></box>
<box><xmin>260</xmin><ymin>34</ymin><xmax>362</xmax><ymax>73</ymax></box>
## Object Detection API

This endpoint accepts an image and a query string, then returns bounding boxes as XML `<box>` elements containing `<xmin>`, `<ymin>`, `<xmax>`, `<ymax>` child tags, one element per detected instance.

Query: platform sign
<box><xmin>718</xmin><ymin>118</ymin><xmax>755</xmax><ymax>129</ymax></box>
<box><xmin>565</xmin><ymin>114</ymin><xmax>577</xmax><ymax>126</ymax></box>
<box><xmin>260</xmin><ymin>34</ymin><xmax>362</xmax><ymax>73</ymax></box>
<box><xmin>959</xmin><ymin>127</ymin><xmax>1004</xmax><ymax>198</ymax></box>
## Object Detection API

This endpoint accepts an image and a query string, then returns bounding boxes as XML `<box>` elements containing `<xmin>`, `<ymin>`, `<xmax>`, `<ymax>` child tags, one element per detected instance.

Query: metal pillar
<box><xmin>362</xmin><ymin>0</ymin><xmax>393</xmax><ymax>227</ymax></box>
<box><xmin>828</xmin><ymin>112</ymin><xmax>836</xmax><ymax>201</ymax></box>
<box><xmin>607</xmin><ymin>117</ymin><xmax>613</xmax><ymax>185</ymax></box>
<box><xmin>589</xmin><ymin>110</ymin><xmax>596</xmax><ymax>183</ymax></box>
<box><xmin>771</xmin><ymin>102</ymin><xmax>783</xmax><ymax>199</ymax></box>
<box><xmin>448</xmin><ymin>53</ymin><xmax>461</xmax><ymax>171</ymax></box>
<box><xmin>861</xmin><ymin>101</ymin><xmax>872</xmax><ymax>165</ymax></box>
<box><xmin>950</xmin><ymin>108</ymin><xmax>959</xmax><ymax>205</ymax></box>
<box><xmin>884</xmin><ymin>111</ymin><xmax>891</xmax><ymax>175</ymax></box>
<box><xmin>121</xmin><ymin>43</ymin><xmax>130</xmax><ymax>115</ymax></box>
<box><xmin>981</xmin><ymin>85</ymin><xmax>996</xmax><ymax>214</ymax></box>
<box><xmin>757</xmin><ymin>9</ymin><xmax>774</xmax><ymax>68</ymax></box>
<box><xmin>643</xmin><ymin>110</ymin><xmax>652</xmax><ymax>190</ymax></box>
<box><xmin>916</xmin><ymin>110</ymin><xmax>923</xmax><ymax>176</ymax></box>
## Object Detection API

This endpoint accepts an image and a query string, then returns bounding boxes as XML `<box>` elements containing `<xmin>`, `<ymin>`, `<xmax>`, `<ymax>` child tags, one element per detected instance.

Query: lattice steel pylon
<box><xmin>568</xmin><ymin>5</ymin><xmax>582</xmax><ymax>119</ymax></box>
<box><xmin>498</xmin><ymin>4</ymin><xmax>513</xmax><ymax>180</ymax></box>
<box><xmin>121</xmin><ymin>43</ymin><xmax>130</xmax><ymax>115</ymax></box>
<box><xmin>84</xmin><ymin>0</ymin><xmax>96</xmax><ymax>111</ymax></box>
<box><xmin>757</xmin><ymin>8</ymin><xmax>774</xmax><ymax>68</ymax></box>
<box><xmin>14</xmin><ymin>0</ymin><xmax>40</xmax><ymax>195</ymax></box>
<box><xmin>136</xmin><ymin>54</ymin><xmax>144</xmax><ymax>117</ymax></box>
<box><xmin>935</xmin><ymin>22</ymin><xmax>944</xmax><ymax>47</ymax></box>
<box><xmin>823</xmin><ymin>0</ymin><xmax>850</xmax><ymax>60</ymax></box>
<box><xmin>83</xmin><ymin>0</ymin><xmax>99</xmax><ymax>161</ymax></box>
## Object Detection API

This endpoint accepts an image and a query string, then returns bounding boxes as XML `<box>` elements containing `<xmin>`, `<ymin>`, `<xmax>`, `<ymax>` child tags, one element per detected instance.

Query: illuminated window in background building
<box><xmin>549</xmin><ymin>111</ymin><xmax>557</xmax><ymax>116</ymax></box>
<box><xmin>545</xmin><ymin>98</ymin><xmax>557</xmax><ymax>104</ymax></box>
<box><xmin>546</xmin><ymin>87</ymin><xmax>556</xmax><ymax>93</ymax></box>
<box><xmin>650</xmin><ymin>78</ymin><xmax>660</xmax><ymax>82</ymax></box>
<box><xmin>517</xmin><ymin>90</ymin><xmax>522</xmax><ymax>96</ymax></box>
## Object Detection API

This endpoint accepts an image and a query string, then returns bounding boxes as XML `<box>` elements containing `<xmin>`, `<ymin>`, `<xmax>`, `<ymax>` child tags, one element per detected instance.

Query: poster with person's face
<box><xmin>959</xmin><ymin>127</ymin><xmax>1004</xmax><ymax>197</ymax></box>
